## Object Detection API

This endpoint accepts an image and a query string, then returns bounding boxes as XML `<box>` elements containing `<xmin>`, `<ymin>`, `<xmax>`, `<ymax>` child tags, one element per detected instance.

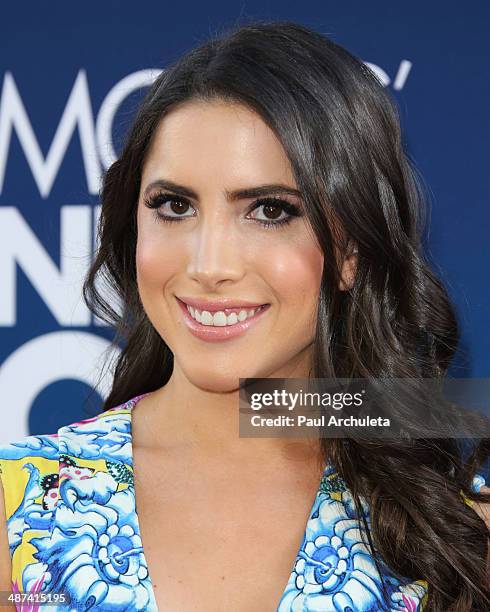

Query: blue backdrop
<box><xmin>0</xmin><ymin>1</ymin><xmax>488</xmax><ymax>444</ymax></box>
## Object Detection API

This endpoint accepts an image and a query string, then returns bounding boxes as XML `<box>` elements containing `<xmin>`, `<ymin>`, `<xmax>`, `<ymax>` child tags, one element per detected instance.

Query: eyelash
<box><xmin>142</xmin><ymin>191</ymin><xmax>302</xmax><ymax>229</ymax></box>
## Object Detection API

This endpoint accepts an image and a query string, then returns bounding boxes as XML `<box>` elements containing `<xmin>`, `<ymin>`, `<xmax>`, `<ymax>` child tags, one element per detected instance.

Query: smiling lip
<box><xmin>176</xmin><ymin>297</ymin><xmax>271</xmax><ymax>343</ymax></box>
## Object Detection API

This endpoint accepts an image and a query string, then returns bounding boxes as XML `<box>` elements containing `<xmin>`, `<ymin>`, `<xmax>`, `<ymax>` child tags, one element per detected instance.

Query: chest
<box><xmin>132</xmin><ymin>447</ymin><xmax>324</xmax><ymax>612</ymax></box>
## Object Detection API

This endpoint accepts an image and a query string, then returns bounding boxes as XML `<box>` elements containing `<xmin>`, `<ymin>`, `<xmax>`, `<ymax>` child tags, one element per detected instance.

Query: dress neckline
<box><xmin>52</xmin><ymin>393</ymin><xmax>428</xmax><ymax>609</ymax></box>
<box><xmin>123</xmin><ymin>391</ymin><xmax>332</xmax><ymax>611</ymax></box>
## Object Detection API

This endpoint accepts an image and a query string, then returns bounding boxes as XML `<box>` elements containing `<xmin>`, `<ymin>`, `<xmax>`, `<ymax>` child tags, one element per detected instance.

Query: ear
<box><xmin>472</xmin><ymin>486</ymin><xmax>490</xmax><ymax>573</ymax></box>
<box><xmin>473</xmin><ymin>486</ymin><xmax>490</xmax><ymax>527</ymax></box>
<box><xmin>338</xmin><ymin>244</ymin><xmax>358</xmax><ymax>291</ymax></box>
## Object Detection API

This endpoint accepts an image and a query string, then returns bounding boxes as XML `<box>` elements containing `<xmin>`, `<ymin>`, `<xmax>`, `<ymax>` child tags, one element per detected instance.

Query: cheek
<box><xmin>263</xmin><ymin>240</ymin><xmax>324</xmax><ymax>309</ymax></box>
<box><xmin>135</xmin><ymin>216</ymin><xmax>184</xmax><ymax>290</ymax></box>
<box><xmin>136</xmin><ymin>238</ymin><xmax>168</xmax><ymax>289</ymax></box>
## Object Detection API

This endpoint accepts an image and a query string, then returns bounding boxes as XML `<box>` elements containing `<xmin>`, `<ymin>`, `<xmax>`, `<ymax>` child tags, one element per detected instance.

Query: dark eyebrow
<box><xmin>142</xmin><ymin>179</ymin><xmax>302</xmax><ymax>201</ymax></box>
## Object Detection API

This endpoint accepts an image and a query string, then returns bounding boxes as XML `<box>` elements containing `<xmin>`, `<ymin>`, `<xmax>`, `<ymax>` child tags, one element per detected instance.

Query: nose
<box><xmin>186</xmin><ymin>212</ymin><xmax>245</xmax><ymax>289</ymax></box>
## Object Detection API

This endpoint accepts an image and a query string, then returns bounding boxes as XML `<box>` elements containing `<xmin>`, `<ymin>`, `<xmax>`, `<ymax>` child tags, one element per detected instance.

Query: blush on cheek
<box><xmin>265</xmin><ymin>245</ymin><xmax>323</xmax><ymax>305</ymax></box>
<box><xmin>136</xmin><ymin>240</ymin><xmax>166</xmax><ymax>286</ymax></box>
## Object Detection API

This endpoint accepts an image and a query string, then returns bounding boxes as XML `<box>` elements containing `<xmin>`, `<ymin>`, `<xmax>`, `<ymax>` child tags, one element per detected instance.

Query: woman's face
<box><xmin>136</xmin><ymin>99</ymin><xmax>325</xmax><ymax>392</ymax></box>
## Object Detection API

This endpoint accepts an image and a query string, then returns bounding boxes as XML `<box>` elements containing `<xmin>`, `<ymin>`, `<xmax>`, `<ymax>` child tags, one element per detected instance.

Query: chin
<box><xmin>181</xmin><ymin>362</ymin><xmax>263</xmax><ymax>393</ymax></box>
<box><xmin>190</xmin><ymin>371</ymin><xmax>242</xmax><ymax>393</ymax></box>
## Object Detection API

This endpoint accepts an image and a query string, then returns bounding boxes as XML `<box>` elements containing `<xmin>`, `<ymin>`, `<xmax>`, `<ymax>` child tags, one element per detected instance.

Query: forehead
<box><xmin>141</xmin><ymin>99</ymin><xmax>296</xmax><ymax>187</ymax></box>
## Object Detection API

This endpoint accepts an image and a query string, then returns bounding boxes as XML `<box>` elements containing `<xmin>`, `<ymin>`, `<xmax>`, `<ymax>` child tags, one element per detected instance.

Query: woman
<box><xmin>0</xmin><ymin>20</ymin><xmax>489</xmax><ymax>611</ymax></box>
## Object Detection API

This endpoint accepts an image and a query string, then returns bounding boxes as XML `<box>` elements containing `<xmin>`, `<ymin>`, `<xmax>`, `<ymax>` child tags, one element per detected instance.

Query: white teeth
<box><xmin>227</xmin><ymin>312</ymin><xmax>238</xmax><ymax>325</ymax></box>
<box><xmin>212</xmin><ymin>311</ymin><xmax>227</xmax><ymax>326</ymax></box>
<box><xmin>186</xmin><ymin>305</ymin><xmax>263</xmax><ymax>326</ymax></box>
<box><xmin>200</xmin><ymin>310</ymin><xmax>214</xmax><ymax>325</ymax></box>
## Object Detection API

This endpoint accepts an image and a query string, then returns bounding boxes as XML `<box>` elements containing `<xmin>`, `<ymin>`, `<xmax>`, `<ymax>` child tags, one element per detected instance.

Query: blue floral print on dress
<box><xmin>0</xmin><ymin>394</ymin><xmax>483</xmax><ymax>611</ymax></box>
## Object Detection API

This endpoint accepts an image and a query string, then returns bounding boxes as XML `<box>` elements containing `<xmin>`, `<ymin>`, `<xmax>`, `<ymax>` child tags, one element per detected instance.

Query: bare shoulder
<box><xmin>0</xmin><ymin>477</ymin><xmax>15</xmax><ymax>604</ymax></box>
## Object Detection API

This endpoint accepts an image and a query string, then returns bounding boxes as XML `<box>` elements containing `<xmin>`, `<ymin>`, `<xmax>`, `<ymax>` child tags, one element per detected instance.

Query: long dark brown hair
<box><xmin>83</xmin><ymin>20</ymin><xmax>490</xmax><ymax>610</ymax></box>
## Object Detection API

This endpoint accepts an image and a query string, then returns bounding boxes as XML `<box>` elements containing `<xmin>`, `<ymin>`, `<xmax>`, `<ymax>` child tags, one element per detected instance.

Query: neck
<box><xmin>131</xmin><ymin>362</ymin><xmax>326</xmax><ymax>472</ymax></box>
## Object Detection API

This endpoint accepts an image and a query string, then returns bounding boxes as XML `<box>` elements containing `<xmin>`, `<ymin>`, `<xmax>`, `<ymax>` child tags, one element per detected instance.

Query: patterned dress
<box><xmin>0</xmin><ymin>394</ymin><xmax>485</xmax><ymax>611</ymax></box>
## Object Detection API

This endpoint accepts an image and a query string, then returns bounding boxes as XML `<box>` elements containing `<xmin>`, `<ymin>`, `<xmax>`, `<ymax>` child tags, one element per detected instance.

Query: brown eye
<box><xmin>169</xmin><ymin>199</ymin><xmax>190</xmax><ymax>215</ymax></box>
<box><xmin>262</xmin><ymin>203</ymin><xmax>283</xmax><ymax>220</ymax></box>
<box><xmin>247</xmin><ymin>196</ymin><xmax>302</xmax><ymax>229</ymax></box>
<box><xmin>144</xmin><ymin>193</ymin><xmax>196</xmax><ymax>220</ymax></box>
